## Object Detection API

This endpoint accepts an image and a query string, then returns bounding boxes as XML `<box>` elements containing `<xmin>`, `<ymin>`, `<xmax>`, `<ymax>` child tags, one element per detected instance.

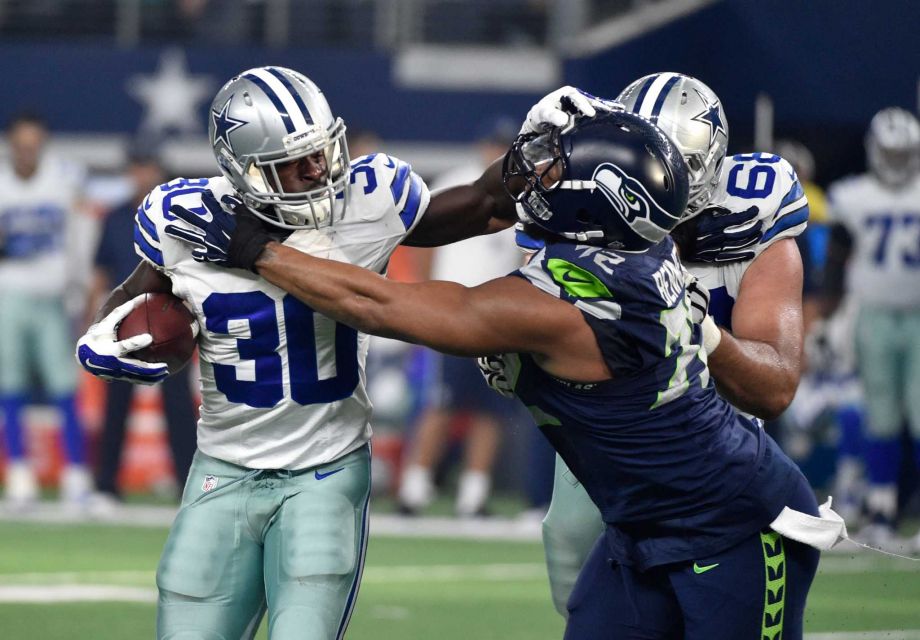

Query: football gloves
<box><xmin>519</xmin><ymin>86</ymin><xmax>621</xmax><ymax>136</ymax></box>
<box><xmin>684</xmin><ymin>272</ymin><xmax>722</xmax><ymax>355</ymax></box>
<box><xmin>76</xmin><ymin>294</ymin><xmax>169</xmax><ymax>385</ymax></box>
<box><xmin>686</xmin><ymin>205</ymin><xmax>763</xmax><ymax>263</ymax></box>
<box><xmin>477</xmin><ymin>355</ymin><xmax>514</xmax><ymax>398</ymax></box>
<box><xmin>165</xmin><ymin>191</ymin><xmax>272</xmax><ymax>272</ymax></box>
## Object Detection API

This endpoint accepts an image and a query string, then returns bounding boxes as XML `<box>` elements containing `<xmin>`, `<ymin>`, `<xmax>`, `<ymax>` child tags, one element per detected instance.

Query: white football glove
<box><xmin>684</xmin><ymin>274</ymin><xmax>722</xmax><ymax>356</ymax></box>
<box><xmin>75</xmin><ymin>294</ymin><xmax>169</xmax><ymax>385</ymax></box>
<box><xmin>477</xmin><ymin>355</ymin><xmax>514</xmax><ymax>398</ymax></box>
<box><xmin>519</xmin><ymin>86</ymin><xmax>621</xmax><ymax>136</ymax></box>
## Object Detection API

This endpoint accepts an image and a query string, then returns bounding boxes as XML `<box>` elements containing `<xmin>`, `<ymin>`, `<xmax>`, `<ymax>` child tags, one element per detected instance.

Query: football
<box><xmin>116</xmin><ymin>293</ymin><xmax>198</xmax><ymax>374</ymax></box>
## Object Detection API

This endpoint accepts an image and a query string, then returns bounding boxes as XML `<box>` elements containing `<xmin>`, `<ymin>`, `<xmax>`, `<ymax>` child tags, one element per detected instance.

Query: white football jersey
<box><xmin>0</xmin><ymin>154</ymin><xmax>86</xmax><ymax>296</ymax></box>
<box><xmin>684</xmin><ymin>152</ymin><xmax>808</xmax><ymax>330</ymax></box>
<box><xmin>133</xmin><ymin>153</ymin><xmax>431</xmax><ymax>470</ymax></box>
<box><xmin>827</xmin><ymin>173</ymin><xmax>920</xmax><ymax>309</ymax></box>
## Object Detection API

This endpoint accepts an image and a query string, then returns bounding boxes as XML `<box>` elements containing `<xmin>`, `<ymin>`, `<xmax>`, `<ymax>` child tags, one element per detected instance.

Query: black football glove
<box><xmin>165</xmin><ymin>191</ymin><xmax>272</xmax><ymax>272</ymax></box>
<box><xmin>682</xmin><ymin>205</ymin><xmax>763</xmax><ymax>263</ymax></box>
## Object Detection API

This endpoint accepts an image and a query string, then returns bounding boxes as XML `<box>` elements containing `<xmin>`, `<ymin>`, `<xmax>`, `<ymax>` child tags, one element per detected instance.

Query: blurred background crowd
<box><xmin>0</xmin><ymin>0</ymin><xmax>918</xmax><ymax>548</ymax></box>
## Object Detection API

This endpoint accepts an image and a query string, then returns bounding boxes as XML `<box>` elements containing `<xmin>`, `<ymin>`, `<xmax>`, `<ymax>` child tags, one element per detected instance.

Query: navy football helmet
<box><xmin>503</xmin><ymin>110</ymin><xmax>689</xmax><ymax>250</ymax></box>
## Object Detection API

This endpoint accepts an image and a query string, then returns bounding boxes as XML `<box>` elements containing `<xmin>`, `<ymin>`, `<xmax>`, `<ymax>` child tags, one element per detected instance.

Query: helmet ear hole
<box><xmin>576</xmin><ymin>209</ymin><xmax>592</xmax><ymax>224</ymax></box>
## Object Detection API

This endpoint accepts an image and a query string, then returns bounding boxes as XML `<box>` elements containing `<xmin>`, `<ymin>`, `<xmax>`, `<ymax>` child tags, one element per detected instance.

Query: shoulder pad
<box><xmin>718</xmin><ymin>154</ymin><xmax>809</xmax><ymax>256</ymax></box>
<box><xmin>825</xmin><ymin>174</ymin><xmax>866</xmax><ymax>224</ymax></box>
<box><xmin>755</xmin><ymin>155</ymin><xmax>809</xmax><ymax>253</ymax></box>
<box><xmin>134</xmin><ymin>176</ymin><xmax>230</xmax><ymax>272</ymax></box>
<box><xmin>349</xmin><ymin>153</ymin><xmax>429</xmax><ymax>233</ymax></box>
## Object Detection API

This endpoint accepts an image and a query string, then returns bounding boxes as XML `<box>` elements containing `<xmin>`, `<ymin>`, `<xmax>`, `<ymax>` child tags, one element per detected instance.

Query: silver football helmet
<box><xmin>209</xmin><ymin>66</ymin><xmax>350</xmax><ymax>229</ymax></box>
<box><xmin>866</xmin><ymin>107</ymin><xmax>920</xmax><ymax>188</ymax></box>
<box><xmin>617</xmin><ymin>72</ymin><xmax>729</xmax><ymax>215</ymax></box>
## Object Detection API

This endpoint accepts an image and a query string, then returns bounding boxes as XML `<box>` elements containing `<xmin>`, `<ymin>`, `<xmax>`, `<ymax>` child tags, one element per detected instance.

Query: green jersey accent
<box><xmin>692</xmin><ymin>562</ymin><xmax>720</xmax><ymax>574</ymax></box>
<box><xmin>760</xmin><ymin>531</ymin><xmax>786</xmax><ymax>640</ymax></box>
<box><xmin>527</xmin><ymin>405</ymin><xmax>562</xmax><ymax>427</ymax></box>
<box><xmin>547</xmin><ymin>258</ymin><xmax>613</xmax><ymax>299</ymax></box>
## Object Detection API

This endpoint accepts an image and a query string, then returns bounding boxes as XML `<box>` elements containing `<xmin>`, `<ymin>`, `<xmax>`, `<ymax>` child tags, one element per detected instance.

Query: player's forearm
<box><xmin>256</xmin><ymin>242</ymin><xmax>417</xmax><ymax>339</ymax></box>
<box><xmin>475</xmin><ymin>156</ymin><xmax>520</xmax><ymax>224</ymax></box>
<box><xmin>92</xmin><ymin>262</ymin><xmax>172</xmax><ymax>325</ymax></box>
<box><xmin>707</xmin><ymin>332</ymin><xmax>801</xmax><ymax>420</ymax></box>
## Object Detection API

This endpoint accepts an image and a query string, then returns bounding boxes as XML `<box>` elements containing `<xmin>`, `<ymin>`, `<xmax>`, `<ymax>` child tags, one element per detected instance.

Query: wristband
<box><xmin>700</xmin><ymin>315</ymin><xmax>723</xmax><ymax>356</ymax></box>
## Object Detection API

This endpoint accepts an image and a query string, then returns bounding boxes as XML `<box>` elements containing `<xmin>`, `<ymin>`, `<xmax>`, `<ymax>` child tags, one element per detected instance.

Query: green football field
<box><xmin>0</xmin><ymin>519</ymin><xmax>918</xmax><ymax>639</ymax></box>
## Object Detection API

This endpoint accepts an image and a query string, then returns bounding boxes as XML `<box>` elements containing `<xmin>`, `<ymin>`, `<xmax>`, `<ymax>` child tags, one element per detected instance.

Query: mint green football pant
<box><xmin>156</xmin><ymin>445</ymin><xmax>371</xmax><ymax>640</ymax></box>
<box><xmin>855</xmin><ymin>307</ymin><xmax>920</xmax><ymax>439</ymax></box>
<box><xmin>541</xmin><ymin>454</ymin><xmax>604</xmax><ymax>618</ymax></box>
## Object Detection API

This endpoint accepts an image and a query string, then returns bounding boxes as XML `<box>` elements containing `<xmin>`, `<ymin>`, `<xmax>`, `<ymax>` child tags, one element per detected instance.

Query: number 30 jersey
<box><xmin>133</xmin><ymin>153</ymin><xmax>430</xmax><ymax>470</ymax></box>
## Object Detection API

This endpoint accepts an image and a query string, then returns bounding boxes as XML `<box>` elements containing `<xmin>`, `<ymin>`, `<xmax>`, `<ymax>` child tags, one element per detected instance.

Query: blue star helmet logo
<box><xmin>690</xmin><ymin>90</ymin><xmax>726</xmax><ymax>147</ymax></box>
<box><xmin>211</xmin><ymin>96</ymin><xmax>247</xmax><ymax>153</ymax></box>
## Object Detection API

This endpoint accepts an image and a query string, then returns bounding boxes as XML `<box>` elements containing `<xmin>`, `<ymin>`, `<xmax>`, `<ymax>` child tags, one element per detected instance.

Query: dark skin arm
<box><xmin>90</xmin><ymin>260</ymin><xmax>172</xmax><ymax>325</ymax></box>
<box><xmin>401</xmin><ymin>157</ymin><xmax>519</xmax><ymax>247</ymax></box>
<box><xmin>706</xmin><ymin>238</ymin><xmax>803</xmax><ymax>419</ymax></box>
<box><xmin>254</xmin><ymin>242</ymin><xmax>611</xmax><ymax>383</ymax></box>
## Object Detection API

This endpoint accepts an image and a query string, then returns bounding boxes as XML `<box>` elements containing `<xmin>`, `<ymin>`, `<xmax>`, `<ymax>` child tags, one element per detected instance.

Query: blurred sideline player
<box><xmin>483</xmin><ymin>74</ymin><xmax>811</xmax><ymax>616</ymax></box>
<box><xmin>0</xmin><ymin>112</ymin><xmax>91</xmax><ymax>507</ymax></box>
<box><xmin>822</xmin><ymin>107</ymin><xmax>920</xmax><ymax>548</ymax></box>
<box><xmin>84</xmin><ymin>146</ymin><xmax>197</xmax><ymax>510</ymax></box>
<box><xmin>164</xmin><ymin>109</ymin><xmax>824</xmax><ymax>640</ymax></box>
<box><xmin>398</xmin><ymin>116</ymin><xmax>524</xmax><ymax>517</ymax></box>
<box><xmin>75</xmin><ymin>66</ymin><xmax>524</xmax><ymax>640</ymax></box>
<box><xmin>774</xmin><ymin>139</ymin><xmax>866</xmax><ymax>524</ymax></box>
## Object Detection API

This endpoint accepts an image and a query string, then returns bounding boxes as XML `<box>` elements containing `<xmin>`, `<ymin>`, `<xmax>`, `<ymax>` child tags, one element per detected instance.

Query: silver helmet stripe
<box><xmin>636</xmin><ymin>72</ymin><xmax>681</xmax><ymax>119</ymax></box>
<box><xmin>244</xmin><ymin>68</ymin><xmax>312</xmax><ymax>133</ymax></box>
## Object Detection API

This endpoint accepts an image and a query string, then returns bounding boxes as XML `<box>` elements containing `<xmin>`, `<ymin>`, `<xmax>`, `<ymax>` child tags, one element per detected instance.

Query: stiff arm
<box><xmin>255</xmin><ymin>243</ymin><xmax>611</xmax><ymax>383</ymax></box>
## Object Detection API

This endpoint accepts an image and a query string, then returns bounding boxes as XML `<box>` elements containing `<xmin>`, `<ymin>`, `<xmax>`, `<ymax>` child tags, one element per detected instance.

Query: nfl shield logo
<box><xmin>201</xmin><ymin>475</ymin><xmax>219</xmax><ymax>492</ymax></box>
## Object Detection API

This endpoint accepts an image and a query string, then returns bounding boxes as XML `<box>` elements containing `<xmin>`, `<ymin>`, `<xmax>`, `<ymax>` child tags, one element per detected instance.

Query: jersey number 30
<box><xmin>203</xmin><ymin>292</ymin><xmax>359</xmax><ymax>408</ymax></box>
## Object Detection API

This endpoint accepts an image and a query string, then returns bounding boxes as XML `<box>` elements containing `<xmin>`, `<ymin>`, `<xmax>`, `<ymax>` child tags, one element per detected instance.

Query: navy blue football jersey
<box><xmin>509</xmin><ymin>238</ymin><xmax>804</xmax><ymax>569</ymax></box>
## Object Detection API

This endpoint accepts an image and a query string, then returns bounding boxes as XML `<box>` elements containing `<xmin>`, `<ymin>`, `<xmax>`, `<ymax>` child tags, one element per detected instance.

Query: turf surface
<box><xmin>0</xmin><ymin>521</ymin><xmax>917</xmax><ymax>639</ymax></box>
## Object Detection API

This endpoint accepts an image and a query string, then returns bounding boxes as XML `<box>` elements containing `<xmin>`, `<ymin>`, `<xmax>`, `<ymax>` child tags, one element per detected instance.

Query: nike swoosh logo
<box><xmin>314</xmin><ymin>467</ymin><xmax>345</xmax><ymax>480</ymax></box>
<box><xmin>693</xmin><ymin>562</ymin><xmax>720</xmax><ymax>574</ymax></box>
<box><xmin>560</xmin><ymin>270</ymin><xmax>592</xmax><ymax>284</ymax></box>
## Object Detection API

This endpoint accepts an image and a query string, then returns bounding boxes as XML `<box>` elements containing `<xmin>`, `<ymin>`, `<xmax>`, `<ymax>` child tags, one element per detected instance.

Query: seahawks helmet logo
<box><xmin>593</xmin><ymin>163</ymin><xmax>680</xmax><ymax>243</ymax></box>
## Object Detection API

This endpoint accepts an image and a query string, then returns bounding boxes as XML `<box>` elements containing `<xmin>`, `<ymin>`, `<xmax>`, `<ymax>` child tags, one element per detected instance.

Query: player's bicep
<box><xmin>404</xmin><ymin>159</ymin><xmax>514</xmax><ymax>247</ymax></box>
<box><xmin>732</xmin><ymin>238</ymin><xmax>803</xmax><ymax>354</ymax></box>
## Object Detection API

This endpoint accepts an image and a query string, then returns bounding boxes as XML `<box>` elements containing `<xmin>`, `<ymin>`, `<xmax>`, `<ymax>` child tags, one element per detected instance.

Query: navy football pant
<box><xmin>564</xmin><ymin>529</ymin><xmax>820</xmax><ymax>640</ymax></box>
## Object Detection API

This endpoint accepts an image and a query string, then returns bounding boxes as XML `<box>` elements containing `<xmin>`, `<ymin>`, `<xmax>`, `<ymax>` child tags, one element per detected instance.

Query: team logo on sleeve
<box><xmin>593</xmin><ymin>163</ymin><xmax>681</xmax><ymax>241</ymax></box>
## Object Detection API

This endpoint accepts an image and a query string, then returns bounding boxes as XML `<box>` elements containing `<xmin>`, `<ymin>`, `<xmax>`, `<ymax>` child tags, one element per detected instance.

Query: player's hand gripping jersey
<box><xmin>666</xmin><ymin>152</ymin><xmax>808</xmax><ymax>328</ymax></box>
<box><xmin>512</xmin><ymin>237</ymin><xmax>808</xmax><ymax>570</ymax></box>
<box><xmin>133</xmin><ymin>154</ymin><xmax>429</xmax><ymax>470</ymax></box>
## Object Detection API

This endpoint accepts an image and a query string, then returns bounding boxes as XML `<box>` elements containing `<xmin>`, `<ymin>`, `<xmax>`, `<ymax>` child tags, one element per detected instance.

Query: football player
<box><xmin>165</xmin><ymin>110</ymin><xmax>825</xmax><ymax>639</ymax></box>
<box><xmin>481</xmin><ymin>73</ymin><xmax>812</xmax><ymax>617</ymax></box>
<box><xmin>75</xmin><ymin>66</ymin><xmax>521</xmax><ymax>640</ymax></box>
<box><xmin>823</xmin><ymin>107</ymin><xmax>920</xmax><ymax>548</ymax></box>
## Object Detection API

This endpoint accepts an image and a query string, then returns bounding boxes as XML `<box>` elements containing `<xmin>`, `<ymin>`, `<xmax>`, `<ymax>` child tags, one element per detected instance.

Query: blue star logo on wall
<box><xmin>690</xmin><ymin>90</ymin><xmax>727</xmax><ymax>146</ymax></box>
<box><xmin>211</xmin><ymin>97</ymin><xmax>247</xmax><ymax>152</ymax></box>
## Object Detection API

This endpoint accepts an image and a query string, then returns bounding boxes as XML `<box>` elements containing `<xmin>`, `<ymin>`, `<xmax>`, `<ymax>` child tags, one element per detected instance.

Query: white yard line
<box><xmin>806</xmin><ymin>633</ymin><xmax>920</xmax><ymax>640</ymax></box>
<box><xmin>0</xmin><ymin>584</ymin><xmax>157</xmax><ymax>603</ymax></box>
